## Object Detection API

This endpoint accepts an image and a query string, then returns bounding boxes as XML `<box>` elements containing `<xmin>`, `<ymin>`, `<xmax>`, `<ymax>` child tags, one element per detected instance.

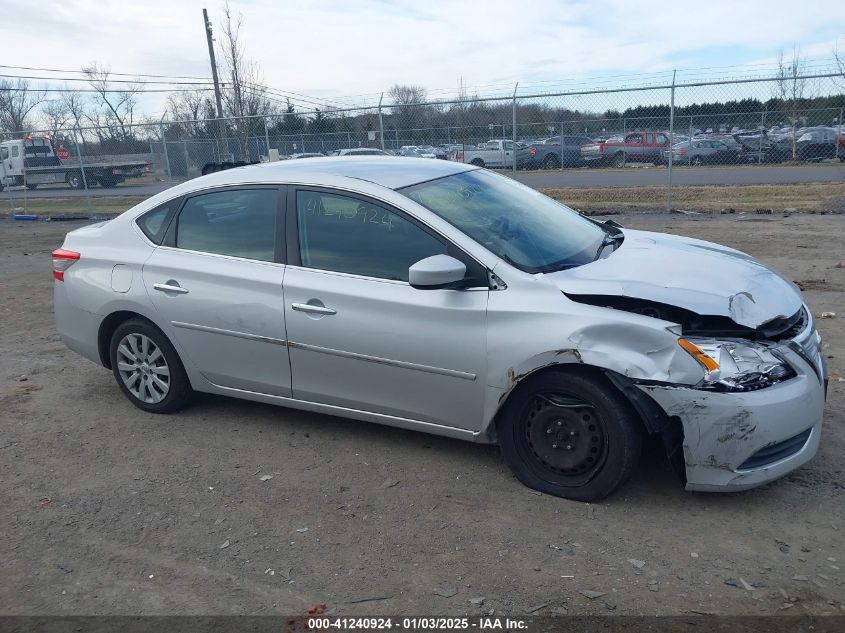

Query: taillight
<box><xmin>677</xmin><ymin>148</ymin><xmax>687</xmax><ymax>156</ymax></box>
<box><xmin>456</xmin><ymin>151</ymin><xmax>464</xmax><ymax>160</ymax></box>
<box><xmin>52</xmin><ymin>249</ymin><xmax>80</xmax><ymax>281</ymax></box>
<box><xmin>529</xmin><ymin>147</ymin><xmax>537</xmax><ymax>156</ymax></box>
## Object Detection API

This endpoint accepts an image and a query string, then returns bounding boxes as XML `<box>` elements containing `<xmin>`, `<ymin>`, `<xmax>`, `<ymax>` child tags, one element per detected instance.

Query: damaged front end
<box><xmin>567</xmin><ymin>294</ymin><xmax>827</xmax><ymax>491</ymax></box>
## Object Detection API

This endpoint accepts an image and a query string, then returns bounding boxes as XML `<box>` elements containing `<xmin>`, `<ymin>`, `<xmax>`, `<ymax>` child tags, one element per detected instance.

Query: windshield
<box><xmin>398</xmin><ymin>169</ymin><xmax>607</xmax><ymax>273</ymax></box>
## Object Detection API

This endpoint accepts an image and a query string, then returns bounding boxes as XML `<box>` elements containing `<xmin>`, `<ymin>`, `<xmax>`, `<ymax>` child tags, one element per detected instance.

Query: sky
<box><xmin>2</xmin><ymin>0</ymin><xmax>843</xmax><ymax>117</ymax></box>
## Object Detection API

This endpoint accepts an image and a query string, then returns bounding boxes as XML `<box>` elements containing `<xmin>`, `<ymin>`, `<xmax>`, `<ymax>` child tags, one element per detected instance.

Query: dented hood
<box><xmin>544</xmin><ymin>228</ymin><xmax>803</xmax><ymax>329</ymax></box>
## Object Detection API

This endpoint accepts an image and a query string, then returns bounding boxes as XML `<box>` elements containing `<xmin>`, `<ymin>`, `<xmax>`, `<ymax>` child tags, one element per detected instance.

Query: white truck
<box><xmin>452</xmin><ymin>139</ymin><xmax>532</xmax><ymax>168</ymax></box>
<box><xmin>0</xmin><ymin>136</ymin><xmax>151</xmax><ymax>190</ymax></box>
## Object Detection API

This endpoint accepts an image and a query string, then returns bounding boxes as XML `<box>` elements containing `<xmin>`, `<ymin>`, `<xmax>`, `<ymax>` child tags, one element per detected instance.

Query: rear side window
<box><xmin>175</xmin><ymin>189</ymin><xmax>277</xmax><ymax>262</ymax></box>
<box><xmin>136</xmin><ymin>199</ymin><xmax>180</xmax><ymax>245</ymax></box>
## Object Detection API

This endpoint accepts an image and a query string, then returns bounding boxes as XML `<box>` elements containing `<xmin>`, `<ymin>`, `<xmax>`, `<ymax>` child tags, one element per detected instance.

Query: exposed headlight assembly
<box><xmin>678</xmin><ymin>338</ymin><xmax>795</xmax><ymax>392</ymax></box>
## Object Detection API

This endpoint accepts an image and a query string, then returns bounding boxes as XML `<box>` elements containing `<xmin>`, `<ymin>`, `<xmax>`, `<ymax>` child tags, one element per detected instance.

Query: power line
<box><xmin>0</xmin><ymin>63</ymin><xmax>212</xmax><ymax>81</ymax></box>
<box><xmin>0</xmin><ymin>73</ymin><xmax>216</xmax><ymax>86</ymax></box>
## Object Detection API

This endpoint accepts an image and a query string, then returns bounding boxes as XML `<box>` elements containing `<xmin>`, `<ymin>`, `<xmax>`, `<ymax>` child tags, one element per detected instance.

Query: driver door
<box><xmin>283</xmin><ymin>187</ymin><xmax>489</xmax><ymax>431</ymax></box>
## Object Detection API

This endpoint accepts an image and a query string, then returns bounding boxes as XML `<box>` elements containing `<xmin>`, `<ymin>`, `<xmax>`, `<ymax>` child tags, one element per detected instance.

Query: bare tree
<box><xmin>167</xmin><ymin>89</ymin><xmax>217</xmax><ymax>137</ymax></box>
<box><xmin>0</xmin><ymin>79</ymin><xmax>45</xmax><ymax>135</ymax></box>
<box><xmin>387</xmin><ymin>84</ymin><xmax>427</xmax><ymax>106</ymax></box>
<box><xmin>40</xmin><ymin>99</ymin><xmax>70</xmax><ymax>136</ymax></box>
<box><xmin>773</xmin><ymin>47</ymin><xmax>809</xmax><ymax>160</ymax></box>
<box><xmin>216</xmin><ymin>2</ymin><xmax>275</xmax><ymax>159</ymax></box>
<box><xmin>82</xmin><ymin>62</ymin><xmax>142</xmax><ymax>141</ymax></box>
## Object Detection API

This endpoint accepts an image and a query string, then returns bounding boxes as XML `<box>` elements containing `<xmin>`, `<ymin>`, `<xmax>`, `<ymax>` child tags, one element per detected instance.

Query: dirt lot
<box><xmin>1</xmin><ymin>212</ymin><xmax>843</xmax><ymax>617</ymax></box>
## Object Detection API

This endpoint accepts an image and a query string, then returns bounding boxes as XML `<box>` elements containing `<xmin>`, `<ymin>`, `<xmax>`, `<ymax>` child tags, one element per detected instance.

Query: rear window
<box><xmin>136</xmin><ymin>199</ymin><xmax>180</xmax><ymax>245</ymax></box>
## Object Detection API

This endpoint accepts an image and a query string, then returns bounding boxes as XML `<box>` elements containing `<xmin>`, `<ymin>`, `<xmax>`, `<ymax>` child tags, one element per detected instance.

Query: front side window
<box><xmin>175</xmin><ymin>189</ymin><xmax>277</xmax><ymax>262</ymax></box>
<box><xmin>1</xmin><ymin>147</ymin><xmax>8</xmax><ymax>160</ymax></box>
<box><xmin>399</xmin><ymin>169</ymin><xmax>606</xmax><ymax>273</ymax></box>
<box><xmin>296</xmin><ymin>191</ymin><xmax>447</xmax><ymax>281</ymax></box>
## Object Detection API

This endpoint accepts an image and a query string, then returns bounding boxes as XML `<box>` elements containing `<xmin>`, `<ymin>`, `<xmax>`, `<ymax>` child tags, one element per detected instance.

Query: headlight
<box><xmin>678</xmin><ymin>337</ymin><xmax>795</xmax><ymax>392</ymax></box>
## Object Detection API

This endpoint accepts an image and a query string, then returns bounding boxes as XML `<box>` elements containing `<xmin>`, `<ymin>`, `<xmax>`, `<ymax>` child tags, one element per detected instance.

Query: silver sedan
<box><xmin>53</xmin><ymin>157</ymin><xmax>826</xmax><ymax>501</ymax></box>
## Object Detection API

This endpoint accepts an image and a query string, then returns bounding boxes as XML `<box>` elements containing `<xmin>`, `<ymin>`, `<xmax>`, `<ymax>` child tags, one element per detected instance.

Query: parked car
<box><xmin>526</xmin><ymin>136</ymin><xmax>592</xmax><ymax>169</ymax></box>
<box><xmin>454</xmin><ymin>139</ymin><xmax>532</xmax><ymax>168</ymax></box>
<box><xmin>662</xmin><ymin>140</ymin><xmax>739</xmax><ymax>165</ymax></box>
<box><xmin>288</xmin><ymin>153</ymin><xmax>325</xmax><ymax>160</ymax></box>
<box><xmin>53</xmin><ymin>156</ymin><xmax>826</xmax><ymax>501</ymax></box>
<box><xmin>418</xmin><ymin>145</ymin><xmax>447</xmax><ymax>160</ymax></box>
<box><xmin>398</xmin><ymin>146</ymin><xmax>436</xmax><ymax>159</ymax></box>
<box><xmin>796</xmin><ymin>128</ymin><xmax>844</xmax><ymax>161</ymax></box>
<box><xmin>336</xmin><ymin>148</ymin><xmax>391</xmax><ymax>156</ymax></box>
<box><xmin>581</xmin><ymin>131</ymin><xmax>671</xmax><ymax>167</ymax></box>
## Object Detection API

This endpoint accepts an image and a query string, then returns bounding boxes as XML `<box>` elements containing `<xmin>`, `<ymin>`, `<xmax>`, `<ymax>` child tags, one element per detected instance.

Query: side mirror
<box><xmin>409</xmin><ymin>255</ymin><xmax>467</xmax><ymax>290</ymax></box>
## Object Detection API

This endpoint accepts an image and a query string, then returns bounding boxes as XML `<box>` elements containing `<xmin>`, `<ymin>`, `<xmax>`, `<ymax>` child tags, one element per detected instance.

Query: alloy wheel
<box><xmin>116</xmin><ymin>333</ymin><xmax>171</xmax><ymax>404</ymax></box>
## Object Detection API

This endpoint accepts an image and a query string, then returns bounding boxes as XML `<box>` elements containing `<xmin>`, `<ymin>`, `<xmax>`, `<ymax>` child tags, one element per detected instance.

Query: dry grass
<box><xmin>541</xmin><ymin>183</ymin><xmax>845</xmax><ymax>214</ymax></box>
<box><xmin>4</xmin><ymin>196</ymin><xmax>147</xmax><ymax>217</ymax></box>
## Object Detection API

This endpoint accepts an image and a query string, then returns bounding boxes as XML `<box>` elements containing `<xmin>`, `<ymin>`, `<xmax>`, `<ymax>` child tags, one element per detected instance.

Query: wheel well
<box><xmin>491</xmin><ymin>363</ymin><xmax>655</xmax><ymax>440</ymax></box>
<box><xmin>97</xmin><ymin>311</ymin><xmax>154</xmax><ymax>368</ymax></box>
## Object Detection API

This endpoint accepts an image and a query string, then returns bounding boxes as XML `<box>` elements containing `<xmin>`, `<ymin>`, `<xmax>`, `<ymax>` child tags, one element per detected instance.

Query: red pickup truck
<box><xmin>581</xmin><ymin>131</ymin><xmax>672</xmax><ymax>167</ymax></box>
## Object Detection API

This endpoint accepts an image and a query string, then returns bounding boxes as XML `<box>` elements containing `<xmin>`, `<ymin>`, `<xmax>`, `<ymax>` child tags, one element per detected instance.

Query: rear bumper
<box><xmin>54</xmin><ymin>282</ymin><xmax>103</xmax><ymax>365</ymax></box>
<box><xmin>637</xmin><ymin>344</ymin><xmax>826</xmax><ymax>492</ymax></box>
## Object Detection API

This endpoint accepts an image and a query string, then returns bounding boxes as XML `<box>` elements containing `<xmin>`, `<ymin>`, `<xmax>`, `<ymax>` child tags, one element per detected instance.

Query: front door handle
<box><xmin>292</xmin><ymin>302</ymin><xmax>336</xmax><ymax>316</ymax></box>
<box><xmin>153</xmin><ymin>282</ymin><xmax>189</xmax><ymax>295</ymax></box>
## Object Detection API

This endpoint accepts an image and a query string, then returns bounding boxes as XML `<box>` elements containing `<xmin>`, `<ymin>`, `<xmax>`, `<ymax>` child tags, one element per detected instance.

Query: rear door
<box><xmin>142</xmin><ymin>186</ymin><xmax>292</xmax><ymax>396</ymax></box>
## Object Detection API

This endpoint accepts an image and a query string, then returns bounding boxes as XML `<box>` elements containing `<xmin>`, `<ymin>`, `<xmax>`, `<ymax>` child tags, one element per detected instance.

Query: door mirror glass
<box><xmin>409</xmin><ymin>255</ymin><xmax>466</xmax><ymax>289</ymax></box>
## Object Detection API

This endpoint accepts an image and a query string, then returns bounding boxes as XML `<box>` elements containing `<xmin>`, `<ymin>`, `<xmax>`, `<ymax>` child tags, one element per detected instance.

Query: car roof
<box><xmin>178</xmin><ymin>156</ymin><xmax>478</xmax><ymax>193</ymax></box>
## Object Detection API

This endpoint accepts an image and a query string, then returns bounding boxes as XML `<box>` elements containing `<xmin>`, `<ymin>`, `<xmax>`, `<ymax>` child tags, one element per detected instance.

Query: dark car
<box><xmin>796</xmin><ymin>128</ymin><xmax>844</xmax><ymax>162</ymax></box>
<box><xmin>527</xmin><ymin>135</ymin><xmax>592</xmax><ymax>169</ymax></box>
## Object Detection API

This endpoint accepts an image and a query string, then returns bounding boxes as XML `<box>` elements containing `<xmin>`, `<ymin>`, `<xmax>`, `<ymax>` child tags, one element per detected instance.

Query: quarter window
<box><xmin>136</xmin><ymin>199</ymin><xmax>179</xmax><ymax>245</ymax></box>
<box><xmin>296</xmin><ymin>191</ymin><xmax>447</xmax><ymax>281</ymax></box>
<box><xmin>175</xmin><ymin>189</ymin><xmax>277</xmax><ymax>261</ymax></box>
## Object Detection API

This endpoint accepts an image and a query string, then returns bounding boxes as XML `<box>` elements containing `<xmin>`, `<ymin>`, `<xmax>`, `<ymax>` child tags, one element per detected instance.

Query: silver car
<box><xmin>53</xmin><ymin>157</ymin><xmax>826</xmax><ymax>501</ymax></box>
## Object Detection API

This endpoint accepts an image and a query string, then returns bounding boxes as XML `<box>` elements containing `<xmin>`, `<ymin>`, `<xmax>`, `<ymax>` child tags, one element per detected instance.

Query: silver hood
<box><xmin>544</xmin><ymin>228</ymin><xmax>803</xmax><ymax>329</ymax></box>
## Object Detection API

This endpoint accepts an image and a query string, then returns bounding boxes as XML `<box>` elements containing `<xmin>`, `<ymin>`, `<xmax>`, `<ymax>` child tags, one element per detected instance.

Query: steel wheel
<box><xmin>525</xmin><ymin>392</ymin><xmax>609</xmax><ymax>486</ymax></box>
<box><xmin>116</xmin><ymin>333</ymin><xmax>170</xmax><ymax>404</ymax></box>
<box><xmin>497</xmin><ymin>370</ymin><xmax>642</xmax><ymax>501</ymax></box>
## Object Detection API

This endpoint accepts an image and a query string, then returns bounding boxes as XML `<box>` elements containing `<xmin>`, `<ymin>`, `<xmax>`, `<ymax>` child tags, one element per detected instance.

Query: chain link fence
<box><xmin>2</xmin><ymin>71</ymin><xmax>843</xmax><ymax>212</ymax></box>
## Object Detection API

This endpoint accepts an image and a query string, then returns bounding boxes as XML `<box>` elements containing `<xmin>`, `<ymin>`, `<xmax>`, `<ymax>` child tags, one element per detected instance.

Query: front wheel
<box><xmin>497</xmin><ymin>370</ymin><xmax>642</xmax><ymax>501</ymax></box>
<box><xmin>66</xmin><ymin>171</ymin><xmax>84</xmax><ymax>189</ymax></box>
<box><xmin>611</xmin><ymin>152</ymin><xmax>625</xmax><ymax>168</ymax></box>
<box><xmin>109</xmin><ymin>319</ymin><xmax>193</xmax><ymax>413</ymax></box>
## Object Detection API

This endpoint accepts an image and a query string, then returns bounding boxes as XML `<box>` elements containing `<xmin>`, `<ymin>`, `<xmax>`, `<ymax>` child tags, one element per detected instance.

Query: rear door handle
<box><xmin>292</xmin><ymin>302</ymin><xmax>336</xmax><ymax>316</ymax></box>
<box><xmin>153</xmin><ymin>282</ymin><xmax>189</xmax><ymax>295</ymax></box>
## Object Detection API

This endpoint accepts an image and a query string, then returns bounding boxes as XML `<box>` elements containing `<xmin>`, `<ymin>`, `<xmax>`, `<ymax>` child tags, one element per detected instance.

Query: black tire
<box><xmin>470</xmin><ymin>158</ymin><xmax>485</xmax><ymax>167</ymax></box>
<box><xmin>541</xmin><ymin>154</ymin><xmax>561</xmax><ymax>169</ymax></box>
<box><xmin>611</xmin><ymin>152</ymin><xmax>625</xmax><ymax>168</ymax></box>
<box><xmin>109</xmin><ymin>318</ymin><xmax>193</xmax><ymax>414</ymax></box>
<box><xmin>497</xmin><ymin>370</ymin><xmax>642</xmax><ymax>502</ymax></box>
<box><xmin>26</xmin><ymin>183</ymin><xmax>38</xmax><ymax>190</ymax></box>
<box><xmin>66</xmin><ymin>171</ymin><xmax>84</xmax><ymax>189</ymax></box>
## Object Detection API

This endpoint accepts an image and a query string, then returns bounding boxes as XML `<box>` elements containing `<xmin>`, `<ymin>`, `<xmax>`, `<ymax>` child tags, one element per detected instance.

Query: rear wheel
<box><xmin>497</xmin><ymin>370</ymin><xmax>642</xmax><ymax>501</ymax></box>
<box><xmin>109</xmin><ymin>319</ymin><xmax>193</xmax><ymax>413</ymax></box>
<box><xmin>611</xmin><ymin>152</ymin><xmax>625</xmax><ymax>168</ymax></box>
<box><xmin>470</xmin><ymin>158</ymin><xmax>485</xmax><ymax>167</ymax></box>
<box><xmin>541</xmin><ymin>154</ymin><xmax>561</xmax><ymax>169</ymax></box>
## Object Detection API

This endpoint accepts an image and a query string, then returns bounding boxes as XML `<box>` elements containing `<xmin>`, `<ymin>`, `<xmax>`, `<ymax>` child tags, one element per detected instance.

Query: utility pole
<box><xmin>203</xmin><ymin>8</ymin><xmax>224</xmax><ymax>120</ymax></box>
<box><xmin>203</xmin><ymin>8</ymin><xmax>227</xmax><ymax>160</ymax></box>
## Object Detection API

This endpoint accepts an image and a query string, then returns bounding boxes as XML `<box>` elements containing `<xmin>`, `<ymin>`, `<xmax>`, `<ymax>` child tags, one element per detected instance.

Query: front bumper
<box><xmin>637</xmin><ymin>327</ymin><xmax>827</xmax><ymax>492</ymax></box>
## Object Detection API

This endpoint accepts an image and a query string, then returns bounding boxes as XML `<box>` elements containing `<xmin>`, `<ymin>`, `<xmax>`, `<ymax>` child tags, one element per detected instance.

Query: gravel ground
<box><xmin>1</xmin><ymin>212</ymin><xmax>843</xmax><ymax>617</ymax></box>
